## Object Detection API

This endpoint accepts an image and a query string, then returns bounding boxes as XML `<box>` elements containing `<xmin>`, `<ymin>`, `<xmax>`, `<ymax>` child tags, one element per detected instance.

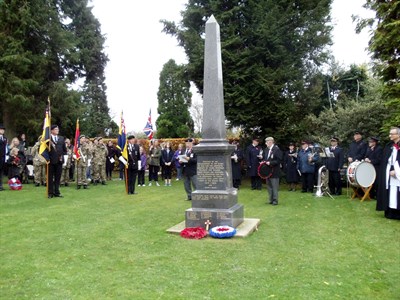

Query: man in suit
<box><xmin>127</xmin><ymin>135</ymin><xmax>140</xmax><ymax>195</ymax></box>
<box><xmin>48</xmin><ymin>125</ymin><xmax>67</xmax><ymax>198</ymax></box>
<box><xmin>365</xmin><ymin>136</ymin><xmax>383</xmax><ymax>199</ymax></box>
<box><xmin>180</xmin><ymin>138</ymin><xmax>197</xmax><ymax>200</ymax></box>
<box><xmin>0</xmin><ymin>124</ymin><xmax>8</xmax><ymax>191</ymax></box>
<box><xmin>326</xmin><ymin>137</ymin><xmax>344</xmax><ymax>195</ymax></box>
<box><xmin>263</xmin><ymin>137</ymin><xmax>283</xmax><ymax>205</ymax></box>
<box><xmin>246</xmin><ymin>138</ymin><xmax>263</xmax><ymax>190</ymax></box>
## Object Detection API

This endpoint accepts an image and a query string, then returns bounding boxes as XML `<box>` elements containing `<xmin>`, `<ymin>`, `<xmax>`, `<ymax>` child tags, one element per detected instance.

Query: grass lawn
<box><xmin>1</xmin><ymin>176</ymin><xmax>399</xmax><ymax>299</ymax></box>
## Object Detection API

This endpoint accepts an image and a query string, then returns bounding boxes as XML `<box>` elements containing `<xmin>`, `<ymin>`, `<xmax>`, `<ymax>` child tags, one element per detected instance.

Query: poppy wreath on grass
<box><xmin>209</xmin><ymin>226</ymin><xmax>236</xmax><ymax>238</ymax></box>
<box><xmin>180</xmin><ymin>227</ymin><xmax>207</xmax><ymax>239</ymax></box>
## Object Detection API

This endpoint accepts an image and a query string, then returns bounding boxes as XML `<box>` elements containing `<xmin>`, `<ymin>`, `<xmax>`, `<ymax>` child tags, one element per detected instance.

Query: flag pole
<box><xmin>125</xmin><ymin>166</ymin><xmax>128</xmax><ymax>194</ymax></box>
<box><xmin>46</xmin><ymin>97</ymin><xmax>51</xmax><ymax>198</ymax></box>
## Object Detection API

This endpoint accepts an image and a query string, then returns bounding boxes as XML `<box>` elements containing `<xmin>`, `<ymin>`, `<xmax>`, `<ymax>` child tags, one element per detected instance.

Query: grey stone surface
<box><xmin>184</xmin><ymin>15</ymin><xmax>244</xmax><ymax>230</ymax></box>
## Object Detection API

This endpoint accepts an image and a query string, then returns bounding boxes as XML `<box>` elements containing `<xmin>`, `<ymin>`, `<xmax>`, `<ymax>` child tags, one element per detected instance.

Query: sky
<box><xmin>90</xmin><ymin>0</ymin><xmax>375</xmax><ymax>133</ymax></box>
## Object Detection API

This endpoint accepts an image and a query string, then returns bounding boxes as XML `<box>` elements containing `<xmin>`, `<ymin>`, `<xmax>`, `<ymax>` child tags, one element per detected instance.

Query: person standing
<box><xmin>76</xmin><ymin>135</ymin><xmax>90</xmax><ymax>189</ymax></box>
<box><xmin>246</xmin><ymin>138</ymin><xmax>263</xmax><ymax>190</ymax></box>
<box><xmin>348</xmin><ymin>130</ymin><xmax>368</xmax><ymax>164</ymax></box>
<box><xmin>297</xmin><ymin>140</ymin><xmax>319</xmax><ymax>193</ymax></box>
<box><xmin>365</xmin><ymin>137</ymin><xmax>383</xmax><ymax>199</ymax></box>
<box><xmin>127</xmin><ymin>135</ymin><xmax>140</xmax><ymax>195</ymax></box>
<box><xmin>326</xmin><ymin>137</ymin><xmax>344</xmax><ymax>195</ymax></box>
<box><xmin>148</xmin><ymin>139</ymin><xmax>161</xmax><ymax>186</ymax></box>
<box><xmin>283</xmin><ymin>142</ymin><xmax>299</xmax><ymax>191</ymax></box>
<box><xmin>0</xmin><ymin>124</ymin><xmax>9</xmax><ymax>191</ymax></box>
<box><xmin>231</xmin><ymin>141</ymin><xmax>243</xmax><ymax>189</ymax></box>
<box><xmin>138</xmin><ymin>146</ymin><xmax>147</xmax><ymax>186</ymax></box>
<box><xmin>162</xmin><ymin>142</ymin><xmax>174</xmax><ymax>186</ymax></box>
<box><xmin>106</xmin><ymin>140</ymin><xmax>117</xmax><ymax>180</ymax></box>
<box><xmin>31</xmin><ymin>136</ymin><xmax>46</xmax><ymax>186</ymax></box>
<box><xmin>60</xmin><ymin>138</ymin><xmax>72</xmax><ymax>187</ymax></box>
<box><xmin>181</xmin><ymin>138</ymin><xmax>197</xmax><ymax>200</ymax></box>
<box><xmin>376</xmin><ymin>127</ymin><xmax>400</xmax><ymax>220</ymax></box>
<box><xmin>92</xmin><ymin>137</ymin><xmax>108</xmax><ymax>185</ymax></box>
<box><xmin>47</xmin><ymin>125</ymin><xmax>67</xmax><ymax>198</ymax></box>
<box><xmin>173</xmin><ymin>143</ymin><xmax>184</xmax><ymax>180</ymax></box>
<box><xmin>263</xmin><ymin>137</ymin><xmax>283</xmax><ymax>205</ymax></box>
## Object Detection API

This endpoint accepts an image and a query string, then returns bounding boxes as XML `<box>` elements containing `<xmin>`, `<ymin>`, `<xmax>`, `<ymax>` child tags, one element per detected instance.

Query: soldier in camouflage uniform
<box><xmin>92</xmin><ymin>137</ymin><xmax>108</xmax><ymax>185</ymax></box>
<box><xmin>31</xmin><ymin>136</ymin><xmax>47</xmax><ymax>186</ymax></box>
<box><xmin>60</xmin><ymin>138</ymin><xmax>72</xmax><ymax>186</ymax></box>
<box><xmin>76</xmin><ymin>135</ymin><xmax>90</xmax><ymax>189</ymax></box>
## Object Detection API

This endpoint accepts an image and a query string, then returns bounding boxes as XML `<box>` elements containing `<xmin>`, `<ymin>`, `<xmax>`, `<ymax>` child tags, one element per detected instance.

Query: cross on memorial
<box><xmin>205</xmin><ymin>220</ymin><xmax>212</xmax><ymax>231</ymax></box>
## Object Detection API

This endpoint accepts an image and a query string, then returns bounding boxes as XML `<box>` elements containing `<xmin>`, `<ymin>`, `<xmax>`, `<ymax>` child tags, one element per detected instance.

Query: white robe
<box><xmin>386</xmin><ymin>147</ymin><xmax>400</xmax><ymax>209</ymax></box>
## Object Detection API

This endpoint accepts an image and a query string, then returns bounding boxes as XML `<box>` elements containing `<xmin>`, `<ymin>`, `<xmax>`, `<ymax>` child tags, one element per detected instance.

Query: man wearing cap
<box><xmin>48</xmin><ymin>125</ymin><xmax>67</xmax><ymax>198</ymax></box>
<box><xmin>365</xmin><ymin>137</ymin><xmax>383</xmax><ymax>199</ymax></box>
<box><xmin>297</xmin><ymin>140</ymin><xmax>319</xmax><ymax>193</ymax></box>
<box><xmin>127</xmin><ymin>135</ymin><xmax>140</xmax><ymax>194</ymax></box>
<box><xmin>347</xmin><ymin>131</ymin><xmax>368</xmax><ymax>163</ymax></box>
<box><xmin>230</xmin><ymin>141</ymin><xmax>243</xmax><ymax>189</ymax></box>
<box><xmin>326</xmin><ymin>137</ymin><xmax>344</xmax><ymax>195</ymax></box>
<box><xmin>180</xmin><ymin>138</ymin><xmax>197</xmax><ymax>200</ymax></box>
<box><xmin>246</xmin><ymin>138</ymin><xmax>263</xmax><ymax>190</ymax></box>
<box><xmin>263</xmin><ymin>137</ymin><xmax>283</xmax><ymax>205</ymax></box>
<box><xmin>377</xmin><ymin>126</ymin><xmax>400</xmax><ymax>219</ymax></box>
<box><xmin>92</xmin><ymin>137</ymin><xmax>108</xmax><ymax>185</ymax></box>
<box><xmin>0</xmin><ymin>124</ymin><xmax>8</xmax><ymax>191</ymax></box>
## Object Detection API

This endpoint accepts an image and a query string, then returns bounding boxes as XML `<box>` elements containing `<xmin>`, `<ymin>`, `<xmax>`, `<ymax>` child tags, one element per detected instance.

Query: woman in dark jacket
<box><xmin>106</xmin><ymin>140</ymin><xmax>117</xmax><ymax>180</ymax></box>
<box><xmin>284</xmin><ymin>142</ymin><xmax>299</xmax><ymax>191</ymax></box>
<box><xmin>231</xmin><ymin>141</ymin><xmax>243</xmax><ymax>188</ymax></box>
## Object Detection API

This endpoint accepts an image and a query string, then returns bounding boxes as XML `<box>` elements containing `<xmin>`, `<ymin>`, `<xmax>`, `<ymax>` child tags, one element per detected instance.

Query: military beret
<box><xmin>0</xmin><ymin>124</ymin><xmax>5</xmax><ymax>129</ymax></box>
<box><xmin>51</xmin><ymin>125</ymin><xmax>58</xmax><ymax>130</ymax></box>
<box><xmin>185</xmin><ymin>138</ymin><xmax>193</xmax><ymax>143</ymax></box>
<box><xmin>354</xmin><ymin>130</ymin><xmax>362</xmax><ymax>135</ymax></box>
<box><xmin>127</xmin><ymin>135</ymin><xmax>135</xmax><ymax>140</ymax></box>
<box><xmin>368</xmin><ymin>136</ymin><xmax>379</xmax><ymax>142</ymax></box>
<box><xmin>330</xmin><ymin>137</ymin><xmax>339</xmax><ymax>142</ymax></box>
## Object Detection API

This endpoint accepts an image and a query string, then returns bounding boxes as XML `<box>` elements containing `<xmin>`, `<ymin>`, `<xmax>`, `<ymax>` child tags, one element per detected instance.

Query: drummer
<box><xmin>364</xmin><ymin>137</ymin><xmax>383</xmax><ymax>199</ymax></box>
<box><xmin>326</xmin><ymin>137</ymin><xmax>344</xmax><ymax>195</ymax></box>
<box><xmin>347</xmin><ymin>130</ymin><xmax>368</xmax><ymax>163</ymax></box>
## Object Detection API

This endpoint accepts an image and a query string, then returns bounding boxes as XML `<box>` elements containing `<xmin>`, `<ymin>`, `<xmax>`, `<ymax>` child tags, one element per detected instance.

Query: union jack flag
<box><xmin>143</xmin><ymin>109</ymin><xmax>154</xmax><ymax>140</ymax></box>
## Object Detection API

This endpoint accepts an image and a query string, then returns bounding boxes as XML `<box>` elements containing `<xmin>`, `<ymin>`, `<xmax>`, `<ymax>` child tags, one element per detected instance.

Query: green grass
<box><xmin>1</xmin><ymin>177</ymin><xmax>399</xmax><ymax>299</ymax></box>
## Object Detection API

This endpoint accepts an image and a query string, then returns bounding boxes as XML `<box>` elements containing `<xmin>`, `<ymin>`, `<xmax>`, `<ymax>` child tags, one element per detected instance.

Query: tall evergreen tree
<box><xmin>156</xmin><ymin>59</ymin><xmax>194</xmax><ymax>138</ymax></box>
<box><xmin>162</xmin><ymin>0</ymin><xmax>332</xmax><ymax>140</ymax></box>
<box><xmin>355</xmin><ymin>1</ymin><xmax>400</xmax><ymax>130</ymax></box>
<box><xmin>0</xmin><ymin>0</ymin><xmax>111</xmax><ymax>141</ymax></box>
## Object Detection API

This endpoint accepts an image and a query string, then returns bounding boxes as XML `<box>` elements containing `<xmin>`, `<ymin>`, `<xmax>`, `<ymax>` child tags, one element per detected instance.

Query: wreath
<box><xmin>180</xmin><ymin>227</ymin><xmax>207</xmax><ymax>239</ymax></box>
<box><xmin>209</xmin><ymin>226</ymin><xmax>237</xmax><ymax>238</ymax></box>
<box><xmin>258</xmin><ymin>161</ymin><xmax>274</xmax><ymax>180</ymax></box>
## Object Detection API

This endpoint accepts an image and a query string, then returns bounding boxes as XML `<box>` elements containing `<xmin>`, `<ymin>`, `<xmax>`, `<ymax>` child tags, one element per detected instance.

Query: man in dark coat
<box><xmin>297</xmin><ymin>140</ymin><xmax>319</xmax><ymax>193</ymax></box>
<box><xmin>365</xmin><ymin>137</ymin><xmax>383</xmax><ymax>199</ymax></box>
<box><xmin>347</xmin><ymin>130</ymin><xmax>368</xmax><ymax>163</ymax></box>
<box><xmin>0</xmin><ymin>124</ymin><xmax>8</xmax><ymax>191</ymax></box>
<box><xmin>246</xmin><ymin>138</ymin><xmax>263</xmax><ymax>190</ymax></box>
<box><xmin>376</xmin><ymin>127</ymin><xmax>400</xmax><ymax>219</ymax></box>
<box><xmin>48</xmin><ymin>125</ymin><xmax>67</xmax><ymax>198</ymax></box>
<box><xmin>127</xmin><ymin>135</ymin><xmax>140</xmax><ymax>195</ymax></box>
<box><xmin>326</xmin><ymin>137</ymin><xmax>344</xmax><ymax>195</ymax></box>
<box><xmin>181</xmin><ymin>138</ymin><xmax>197</xmax><ymax>200</ymax></box>
<box><xmin>263</xmin><ymin>137</ymin><xmax>283</xmax><ymax>205</ymax></box>
<box><xmin>230</xmin><ymin>141</ymin><xmax>243</xmax><ymax>188</ymax></box>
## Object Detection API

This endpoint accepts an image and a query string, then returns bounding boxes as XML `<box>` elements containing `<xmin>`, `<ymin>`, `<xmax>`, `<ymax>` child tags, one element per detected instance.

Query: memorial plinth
<box><xmin>184</xmin><ymin>15</ymin><xmax>244</xmax><ymax>229</ymax></box>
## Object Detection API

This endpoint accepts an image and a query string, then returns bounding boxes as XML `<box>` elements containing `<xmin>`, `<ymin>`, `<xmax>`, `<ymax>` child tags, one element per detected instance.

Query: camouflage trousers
<box><xmin>76</xmin><ymin>161</ymin><xmax>88</xmax><ymax>186</ymax></box>
<box><xmin>60</xmin><ymin>166</ymin><xmax>70</xmax><ymax>185</ymax></box>
<box><xmin>92</xmin><ymin>163</ymin><xmax>106</xmax><ymax>182</ymax></box>
<box><xmin>33</xmin><ymin>164</ymin><xmax>46</xmax><ymax>184</ymax></box>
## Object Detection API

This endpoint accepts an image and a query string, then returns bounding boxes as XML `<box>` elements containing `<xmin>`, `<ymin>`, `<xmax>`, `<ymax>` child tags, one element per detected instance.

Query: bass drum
<box><xmin>346</xmin><ymin>161</ymin><xmax>376</xmax><ymax>188</ymax></box>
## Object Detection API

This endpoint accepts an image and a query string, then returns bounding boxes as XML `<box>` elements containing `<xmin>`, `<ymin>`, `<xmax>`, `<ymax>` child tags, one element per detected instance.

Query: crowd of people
<box><xmin>0</xmin><ymin>123</ymin><xmax>399</xmax><ymax>219</ymax></box>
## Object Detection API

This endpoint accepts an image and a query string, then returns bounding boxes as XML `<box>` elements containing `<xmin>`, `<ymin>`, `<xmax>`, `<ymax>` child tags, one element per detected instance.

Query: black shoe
<box><xmin>102</xmin><ymin>181</ymin><xmax>106</xmax><ymax>185</ymax></box>
<box><xmin>54</xmin><ymin>194</ymin><xmax>63</xmax><ymax>198</ymax></box>
<box><xmin>272</xmin><ymin>201</ymin><xmax>278</xmax><ymax>205</ymax></box>
<box><xmin>0</xmin><ymin>187</ymin><xmax>4</xmax><ymax>191</ymax></box>
<box><xmin>83</xmin><ymin>185</ymin><xmax>89</xmax><ymax>189</ymax></box>
<box><xmin>301</xmin><ymin>190</ymin><xmax>307</xmax><ymax>193</ymax></box>
<box><xmin>77</xmin><ymin>185</ymin><xmax>81</xmax><ymax>189</ymax></box>
<box><xmin>48</xmin><ymin>194</ymin><xmax>53</xmax><ymax>198</ymax></box>
<box><xmin>35</xmin><ymin>183</ymin><xmax>40</xmax><ymax>187</ymax></box>
<box><xmin>64</xmin><ymin>183</ymin><xmax>69</xmax><ymax>187</ymax></box>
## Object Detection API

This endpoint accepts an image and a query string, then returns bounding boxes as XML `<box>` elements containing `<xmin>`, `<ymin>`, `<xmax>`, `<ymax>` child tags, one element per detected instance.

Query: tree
<box><xmin>354</xmin><ymin>1</ymin><xmax>400</xmax><ymax>130</ymax></box>
<box><xmin>162</xmin><ymin>0</ymin><xmax>332</xmax><ymax>141</ymax></box>
<box><xmin>0</xmin><ymin>0</ymin><xmax>112</xmax><ymax>141</ymax></box>
<box><xmin>189</xmin><ymin>99</ymin><xmax>203</xmax><ymax>136</ymax></box>
<box><xmin>156</xmin><ymin>59</ymin><xmax>194</xmax><ymax>138</ymax></box>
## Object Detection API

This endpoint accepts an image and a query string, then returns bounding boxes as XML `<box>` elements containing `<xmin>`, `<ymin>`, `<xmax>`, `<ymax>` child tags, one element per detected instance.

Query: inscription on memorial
<box><xmin>197</xmin><ymin>160</ymin><xmax>225</xmax><ymax>189</ymax></box>
<box><xmin>192</xmin><ymin>194</ymin><xmax>229</xmax><ymax>201</ymax></box>
<box><xmin>187</xmin><ymin>211</ymin><xmax>200</xmax><ymax>221</ymax></box>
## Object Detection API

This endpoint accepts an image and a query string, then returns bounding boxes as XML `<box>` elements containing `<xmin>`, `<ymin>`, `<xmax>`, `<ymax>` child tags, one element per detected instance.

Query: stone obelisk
<box><xmin>185</xmin><ymin>15</ymin><xmax>244</xmax><ymax>228</ymax></box>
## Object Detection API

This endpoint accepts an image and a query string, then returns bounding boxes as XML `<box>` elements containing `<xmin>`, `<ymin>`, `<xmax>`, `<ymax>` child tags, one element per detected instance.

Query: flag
<box><xmin>39</xmin><ymin>105</ymin><xmax>51</xmax><ymax>162</ymax></box>
<box><xmin>74</xmin><ymin>119</ymin><xmax>81</xmax><ymax>160</ymax></box>
<box><xmin>117</xmin><ymin>111</ymin><xmax>128</xmax><ymax>161</ymax></box>
<box><xmin>143</xmin><ymin>109</ymin><xmax>154</xmax><ymax>140</ymax></box>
